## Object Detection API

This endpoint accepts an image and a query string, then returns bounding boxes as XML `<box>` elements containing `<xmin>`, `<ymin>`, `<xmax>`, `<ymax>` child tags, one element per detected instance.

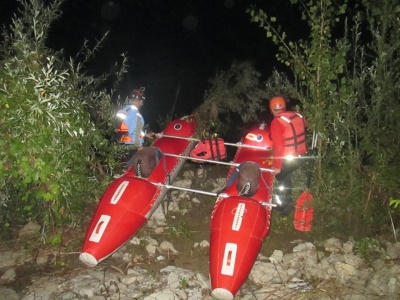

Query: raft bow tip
<box><xmin>79</xmin><ymin>252</ymin><xmax>98</xmax><ymax>267</ymax></box>
<box><xmin>211</xmin><ymin>288</ymin><xmax>234</xmax><ymax>300</ymax></box>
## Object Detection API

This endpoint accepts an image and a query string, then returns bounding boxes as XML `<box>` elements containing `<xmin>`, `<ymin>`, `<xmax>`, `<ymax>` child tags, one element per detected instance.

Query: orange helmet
<box><xmin>269</xmin><ymin>96</ymin><xmax>286</xmax><ymax>111</ymax></box>
<box><xmin>129</xmin><ymin>87</ymin><xmax>145</xmax><ymax>101</ymax></box>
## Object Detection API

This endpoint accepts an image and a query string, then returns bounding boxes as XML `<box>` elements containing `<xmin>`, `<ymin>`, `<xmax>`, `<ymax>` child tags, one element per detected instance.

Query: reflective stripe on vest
<box><xmin>277</xmin><ymin>112</ymin><xmax>307</xmax><ymax>155</ymax></box>
<box><xmin>116</xmin><ymin>105</ymin><xmax>143</xmax><ymax>136</ymax></box>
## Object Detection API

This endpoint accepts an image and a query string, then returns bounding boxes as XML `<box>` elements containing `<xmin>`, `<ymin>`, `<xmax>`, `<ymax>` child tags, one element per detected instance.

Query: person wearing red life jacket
<box><xmin>269</xmin><ymin>96</ymin><xmax>307</xmax><ymax>215</ymax></box>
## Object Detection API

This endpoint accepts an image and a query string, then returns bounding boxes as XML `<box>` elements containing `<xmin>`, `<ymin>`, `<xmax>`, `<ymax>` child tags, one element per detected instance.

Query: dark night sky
<box><xmin>1</xmin><ymin>0</ymin><xmax>304</xmax><ymax>127</ymax></box>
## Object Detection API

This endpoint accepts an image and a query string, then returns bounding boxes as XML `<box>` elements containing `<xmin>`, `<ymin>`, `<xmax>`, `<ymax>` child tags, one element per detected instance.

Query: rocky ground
<box><xmin>1</xmin><ymin>165</ymin><xmax>399</xmax><ymax>299</ymax></box>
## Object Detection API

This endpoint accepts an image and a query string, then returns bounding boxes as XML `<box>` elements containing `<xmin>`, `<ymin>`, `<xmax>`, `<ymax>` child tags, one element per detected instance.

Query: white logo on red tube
<box><xmin>110</xmin><ymin>181</ymin><xmax>129</xmax><ymax>204</ymax></box>
<box><xmin>89</xmin><ymin>215</ymin><xmax>111</xmax><ymax>243</ymax></box>
<box><xmin>221</xmin><ymin>242</ymin><xmax>237</xmax><ymax>276</ymax></box>
<box><xmin>232</xmin><ymin>203</ymin><xmax>246</xmax><ymax>231</ymax></box>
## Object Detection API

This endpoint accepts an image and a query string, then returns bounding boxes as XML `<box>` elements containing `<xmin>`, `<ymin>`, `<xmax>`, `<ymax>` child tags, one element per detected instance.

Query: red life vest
<box><xmin>276</xmin><ymin>111</ymin><xmax>307</xmax><ymax>156</ymax></box>
<box><xmin>116</xmin><ymin>111</ymin><xmax>132</xmax><ymax>143</ymax></box>
<box><xmin>190</xmin><ymin>138</ymin><xmax>227</xmax><ymax>162</ymax></box>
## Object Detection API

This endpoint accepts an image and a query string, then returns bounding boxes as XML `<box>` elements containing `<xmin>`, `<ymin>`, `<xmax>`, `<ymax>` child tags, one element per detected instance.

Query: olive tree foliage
<box><xmin>248</xmin><ymin>0</ymin><xmax>400</xmax><ymax>232</ymax></box>
<box><xmin>0</xmin><ymin>0</ymin><xmax>128</xmax><ymax>234</ymax></box>
<box><xmin>194</xmin><ymin>61</ymin><xmax>268</xmax><ymax>138</ymax></box>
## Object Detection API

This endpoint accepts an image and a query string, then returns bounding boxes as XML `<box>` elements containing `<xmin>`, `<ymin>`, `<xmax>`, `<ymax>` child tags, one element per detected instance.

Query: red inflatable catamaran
<box><xmin>79</xmin><ymin>116</ymin><xmax>196</xmax><ymax>267</ymax></box>
<box><xmin>80</xmin><ymin>116</ymin><xmax>311</xmax><ymax>299</ymax></box>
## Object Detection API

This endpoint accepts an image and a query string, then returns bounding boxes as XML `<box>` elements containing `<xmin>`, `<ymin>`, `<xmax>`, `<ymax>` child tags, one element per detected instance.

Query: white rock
<box><xmin>344</xmin><ymin>254</ymin><xmax>365</xmax><ymax>268</ymax></box>
<box><xmin>121</xmin><ymin>274</ymin><xmax>145</xmax><ymax>285</ymax></box>
<box><xmin>211</xmin><ymin>178</ymin><xmax>226</xmax><ymax>192</ymax></box>
<box><xmin>174</xmin><ymin>179</ymin><xmax>192</xmax><ymax>188</ymax></box>
<box><xmin>386</xmin><ymin>242</ymin><xmax>400</xmax><ymax>259</ymax></box>
<box><xmin>328</xmin><ymin>253</ymin><xmax>345</xmax><ymax>263</ymax></box>
<box><xmin>191</xmin><ymin>197</ymin><xmax>200</xmax><ymax>203</ymax></box>
<box><xmin>269</xmin><ymin>250</ymin><xmax>284</xmax><ymax>263</ymax></box>
<box><xmin>199</xmin><ymin>240</ymin><xmax>210</xmax><ymax>248</ymax></box>
<box><xmin>129</xmin><ymin>237</ymin><xmax>141</xmax><ymax>245</ymax></box>
<box><xmin>196</xmin><ymin>168</ymin><xmax>205</xmax><ymax>177</ymax></box>
<box><xmin>158</xmin><ymin>241</ymin><xmax>179</xmax><ymax>254</ymax></box>
<box><xmin>167</xmin><ymin>202</ymin><xmax>180</xmax><ymax>212</ymax></box>
<box><xmin>146</xmin><ymin>244</ymin><xmax>157</xmax><ymax>256</ymax></box>
<box><xmin>343</xmin><ymin>238</ymin><xmax>355</xmax><ymax>254</ymax></box>
<box><xmin>324</xmin><ymin>237</ymin><xmax>343</xmax><ymax>253</ymax></box>
<box><xmin>335</xmin><ymin>262</ymin><xmax>356</xmax><ymax>277</ymax></box>
<box><xmin>249</xmin><ymin>261</ymin><xmax>275</xmax><ymax>284</ymax></box>
<box><xmin>122</xmin><ymin>253</ymin><xmax>132</xmax><ymax>262</ymax></box>
<box><xmin>293</xmin><ymin>242</ymin><xmax>315</xmax><ymax>253</ymax></box>
<box><xmin>257</xmin><ymin>253</ymin><xmax>270</xmax><ymax>261</ymax></box>
<box><xmin>195</xmin><ymin>272</ymin><xmax>210</xmax><ymax>289</ymax></box>
<box><xmin>149</xmin><ymin>206</ymin><xmax>167</xmax><ymax>226</ymax></box>
<box><xmin>0</xmin><ymin>268</ymin><xmax>16</xmax><ymax>283</ymax></box>
<box><xmin>146</xmin><ymin>237</ymin><xmax>159</xmax><ymax>246</ymax></box>
<box><xmin>183</xmin><ymin>170</ymin><xmax>195</xmax><ymax>179</ymax></box>
<box><xmin>154</xmin><ymin>227</ymin><xmax>164</xmax><ymax>234</ymax></box>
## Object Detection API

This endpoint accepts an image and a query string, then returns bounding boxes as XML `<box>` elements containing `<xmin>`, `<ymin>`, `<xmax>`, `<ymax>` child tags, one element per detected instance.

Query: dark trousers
<box><xmin>274</xmin><ymin>158</ymin><xmax>304</xmax><ymax>213</ymax></box>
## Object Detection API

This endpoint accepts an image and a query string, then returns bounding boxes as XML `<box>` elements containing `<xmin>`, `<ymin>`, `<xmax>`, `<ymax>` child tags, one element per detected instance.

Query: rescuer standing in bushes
<box><xmin>269</xmin><ymin>96</ymin><xmax>308</xmax><ymax>215</ymax></box>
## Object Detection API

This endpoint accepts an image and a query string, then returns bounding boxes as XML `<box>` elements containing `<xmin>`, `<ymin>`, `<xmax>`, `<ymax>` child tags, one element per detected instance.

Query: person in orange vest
<box><xmin>269</xmin><ymin>96</ymin><xmax>307</xmax><ymax>215</ymax></box>
<box><xmin>116</xmin><ymin>87</ymin><xmax>146</xmax><ymax>147</ymax></box>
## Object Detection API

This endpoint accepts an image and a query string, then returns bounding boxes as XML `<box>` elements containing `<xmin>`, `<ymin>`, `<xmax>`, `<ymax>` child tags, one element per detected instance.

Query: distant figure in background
<box><xmin>116</xmin><ymin>87</ymin><xmax>146</xmax><ymax>147</ymax></box>
<box><xmin>115</xmin><ymin>87</ymin><xmax>148</xmax><ymax>169</ymax></box>
<box><xmin>269</xmin><ymin>96</ymin><xmax>307</xmax><ymax>215</ymax></box>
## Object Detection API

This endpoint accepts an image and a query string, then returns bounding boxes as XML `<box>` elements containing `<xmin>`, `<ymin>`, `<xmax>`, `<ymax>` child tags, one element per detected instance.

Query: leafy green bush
<box><xmin>0</xmin><ymin>0</ymin><xmax>128</xmax><ymax>235</ymax></box>
<box><xmin>248</xmin><ymin>0</ymin><xmax>400</xmax><ymax>234</ymax></box>
<box><xmin>354</xmin><ymin>237</ymin><xmax>383</xmax><ymax>260</ymax></box>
